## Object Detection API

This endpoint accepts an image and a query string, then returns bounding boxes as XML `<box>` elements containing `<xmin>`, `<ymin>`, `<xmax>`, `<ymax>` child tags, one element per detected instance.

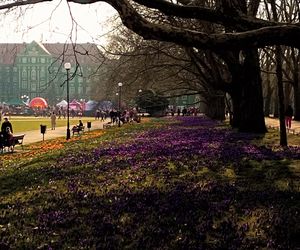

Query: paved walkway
<box><xmin>265</xmin><ymin>117</ymin><xmax>300</xmax><ymax>135</ymax></box>
<box><xmin>10</xmin><ymin>116</ymin><xmax>300</xmax><ymax>147</ymax></box>
<box><xmin>17</xmin><ymin>119</ymin><xmax>109</xmax><ymax>145</ymax></box>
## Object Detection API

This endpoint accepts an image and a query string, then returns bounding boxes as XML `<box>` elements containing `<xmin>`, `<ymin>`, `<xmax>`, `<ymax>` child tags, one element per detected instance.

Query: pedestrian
<box><xmin>285</xmin><ymin>104</ymin><xmax>293</xmax><ymax>129</ymax></box>
<box><xmin>1</xmin><ymin>117</ymin><xmax>13</xmax><ymax>134</ymax></box>
<box><xmin>182</xmin><ymin>107</ymin><xmax>187</xmax><ymax>116</ymax></box>
<box><xmin>50</xmin><ymin>112</ymin><xmax>57</xmax><ymax>130</ymax></box>
<box><xmin>1</xmin><ymin>117</ymin><xmax>13</xmax><ymax>145</ymax></box>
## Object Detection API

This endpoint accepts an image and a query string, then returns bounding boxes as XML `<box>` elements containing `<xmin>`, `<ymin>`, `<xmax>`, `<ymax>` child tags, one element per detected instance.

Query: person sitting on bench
<box><xmin>78</xmin><ymin>120</ymin><xmax>83</xmax><ymax>128</ymax></box>
<box><xmin>72</xmin><ymin>120</ymin><xmax>84</xmax><ymax>135</ymax></box>
<box><xmin>1</xmin><ymin>118</ymin><xmax>13</xmax><ymax>146</ymax></box>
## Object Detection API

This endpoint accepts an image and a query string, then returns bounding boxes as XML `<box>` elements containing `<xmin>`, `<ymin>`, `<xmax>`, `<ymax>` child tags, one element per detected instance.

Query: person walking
<box><xmin>50</xmin><ymin>112</ymin><xmax>57</xmax><ymax>130</ymax></box>
<box><xmin>285</xmin><ymin>104</ymin><xmax>293</xmax><ymax>129</ymax></box>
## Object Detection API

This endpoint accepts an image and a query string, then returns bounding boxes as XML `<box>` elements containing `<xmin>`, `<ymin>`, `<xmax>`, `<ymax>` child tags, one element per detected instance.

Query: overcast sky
<box><xmin>0</xmin><ymin>0</ymin><xmax>117</xmax><ymax>44</ymax></box>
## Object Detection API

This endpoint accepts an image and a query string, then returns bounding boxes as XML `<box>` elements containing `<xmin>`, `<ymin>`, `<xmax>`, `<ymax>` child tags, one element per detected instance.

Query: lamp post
<box><xmin>118</xmin><ymin>82</ymin><xmax>123</xmax><ymax>127</ymax></box>
<box><xmin>21</xmin><ymin>95</ymin><xmax>29</xmax><ymax>102</ymax></box>
<box><xmin>64</xmin><ymin>62</ymin><xmax>71</xmax><ymax>140</ymax></box>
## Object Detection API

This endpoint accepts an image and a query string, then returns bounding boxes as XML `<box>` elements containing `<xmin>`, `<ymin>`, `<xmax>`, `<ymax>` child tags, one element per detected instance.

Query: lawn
<box><xmin>4</xmin><ymin>116</ymin><xmax>96</xmax><ymax>133</ymax></box>
<box><xmin>0</xmin><ymin>116</ymin><xmax>299</xmax><ymax>249</ymax></box>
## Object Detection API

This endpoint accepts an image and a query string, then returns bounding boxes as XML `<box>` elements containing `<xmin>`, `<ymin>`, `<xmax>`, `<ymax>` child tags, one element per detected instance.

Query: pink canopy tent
<box><xmin>69</xmin><ymin>100</ymin><xmax>82</xmax><ymax>111</ymax></box>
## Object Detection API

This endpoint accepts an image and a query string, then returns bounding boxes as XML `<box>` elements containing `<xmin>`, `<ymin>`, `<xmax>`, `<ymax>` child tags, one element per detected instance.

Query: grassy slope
<box><xmin>0</xmin><ymin>117</ymin><xmax>299</xmax><ymax>249</ymax></box>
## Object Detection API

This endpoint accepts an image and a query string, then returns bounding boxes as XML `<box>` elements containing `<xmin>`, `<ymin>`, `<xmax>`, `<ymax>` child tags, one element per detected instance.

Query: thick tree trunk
<box><xmin>284</xmin><ymin>83</ymin><xmax>293</xmax><ymax>107</ymax></box>
<box><xmin>264</xmin><ymin>93</ymin><xmax>272</xmax><ymax>117</ymax></box>
<box><xmin>230</xmin><ymin>49</ymin><xmax>267</xmax><ymax>133</ymax></box>
<box><xmin>293</xmin><ymin>84</ymin><xmax>300</xmax><ymax>120</ymax></box>
<box><xmin>275</xmin><ymin>45</ymin><xmax>287</xmax><ymax>146</ymax></box>
<box><xmin>273</xmin><ymin>92</ymin><xmax>279</xmax><ymax>118</ymax></box>
<box><xmin>263</xmin><ymin>58</ymin><xmax>273</xmax><ymax>117</ymax></box>
<box><xmin>229</xmin><ymin>82</ymin><xmax>242</xmax><ymax>128</ymax></box>
<box><xmin>205</xmin><ymin>94</ymin><xmax>226</xmax><ymax>120</ymax></box>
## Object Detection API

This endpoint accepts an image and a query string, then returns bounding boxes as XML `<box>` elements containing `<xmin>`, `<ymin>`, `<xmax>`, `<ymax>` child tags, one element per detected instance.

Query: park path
<box><xmin>13</xmin><ymin>116</ymin><xmax>300</xmax><ymax>146</ymax></box>
<box><xmin>265</xmin><ymin>117</ymin><xmax>300</xmax><ymax>135</ymax></box>
<box><xmin>17</xmin><ymin>119</ymin><xmax>108</xmax><ymax>145</ymax></box>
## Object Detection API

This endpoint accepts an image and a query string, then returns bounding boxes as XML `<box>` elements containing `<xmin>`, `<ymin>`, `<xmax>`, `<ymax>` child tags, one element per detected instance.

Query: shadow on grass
<box><xmin>1</xmin><ymin>176</ymin><xmax>299</xmax><ymax>249</ymax></box>
<box><xmin>1</xmin><ymin>116</ymin><xmax>299</xmax><ymax>249</ymax></box>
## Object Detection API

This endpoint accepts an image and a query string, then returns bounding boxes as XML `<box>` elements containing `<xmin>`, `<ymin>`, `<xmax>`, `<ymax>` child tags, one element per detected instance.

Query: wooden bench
<box><xmin>12</xmin><ymin>134</ymin><xmax>25</xmax><ymax>150</ymax></box>
<box><xmin>268</xmin><ymin>125</ymin><xmax>298</xmax><ymax>135</ymax></box>
<box><xmin>0</xmin><ymin>134</ymin><xmax>25</xmax><ymax>153</ymax></box>
<box><xmin>103</xmin><ymin>122</ymin><xmax>113</xmax><ymax>129</ymax></box>
<box><xmin>72</xmin><ymin>126</ymin><xmax>85</xmax><ymax>136</ymax></box>
<box><xmin>287</xmin><ymin>128</ymin><xmax>296</xmax><ymax>134</ymax></box>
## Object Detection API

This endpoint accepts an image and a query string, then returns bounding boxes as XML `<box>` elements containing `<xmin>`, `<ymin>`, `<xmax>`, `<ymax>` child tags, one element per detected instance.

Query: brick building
<box><xmin>0</xmin><ymin>41</ymin><xmax>102</xmax><ymax>105</ymax></box>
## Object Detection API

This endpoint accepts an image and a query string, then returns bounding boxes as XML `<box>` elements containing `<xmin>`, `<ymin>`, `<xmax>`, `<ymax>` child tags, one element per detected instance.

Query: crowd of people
<box><xmin>168</xmin><ymin>106</ymin><xmax>200</xmax><ymax>116</ymax></box>
<box><xmin>0</xmin><ymin>102</ymin><xmax>296</xmax><ymax>150</ymax></box>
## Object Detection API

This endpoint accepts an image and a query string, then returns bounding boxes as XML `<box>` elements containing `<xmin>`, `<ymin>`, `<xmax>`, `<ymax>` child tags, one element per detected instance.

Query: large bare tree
<box><xmin>1</xmin><ymin>0</ymin><xmax>300</xmax><ymax>133</ymax></box>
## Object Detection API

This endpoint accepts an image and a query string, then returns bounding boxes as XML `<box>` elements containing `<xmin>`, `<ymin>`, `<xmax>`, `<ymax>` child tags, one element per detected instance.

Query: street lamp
<box><xmin>118</xmin><ymin>82</ymin><xmax>123</xmax><ymax>127</ymax></box>
<box><xmin>64</xmin><ymin>62</ymin><xmax>71</xmax><ymax>140</ymax></box>
<box><xmin>21</xmin><ymin>95</ymin><xmax>29</xmax><ymax>102</ymax></box>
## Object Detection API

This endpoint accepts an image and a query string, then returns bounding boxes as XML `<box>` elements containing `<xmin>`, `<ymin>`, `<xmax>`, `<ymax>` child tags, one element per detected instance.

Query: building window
<box><xmin>40</xmin><ymin>80</ymin><xmax>46</xmax><ymax>87</ymax></box>
<box><xmin>22</xmin><ymin>57</ymin><xmax>27</xmax><ymax>63</ymax></box>
<box><xmin>31</xmin><ymin>82</ymin><xmax>37</xmax><ymax>91</ymax></box>
<box><xmin>22</xmin><ymin>80</ymin><xmax>27</xmax><ymax>89</ymax></box>
<box><xmin>31</xmin><ymin>69</ymin><xmax>36</xmax><ymax>80</ymax></box>
<box><xmin>22</xmin><ymin>70</ymin><xmax>27</xmax><ymax>78</ymax></box>
<box><xmin>40</xmin><ymin>67</ymin><xmax>45</xmax><ymax>76</ymax></box>
<box><xmin>41</xmin><ymin>58</ymin><xmax>45</xmax><ymax>63</ymax></box>
<box><xmin>31</xmin><ymin>57</ymin><xmax>36</xmax><ymax>63</ymax></box>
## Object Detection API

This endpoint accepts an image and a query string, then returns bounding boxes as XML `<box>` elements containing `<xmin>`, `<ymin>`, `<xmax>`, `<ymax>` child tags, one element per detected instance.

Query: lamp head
<box><xmin>118</xmin><ymin>82</ymin><xmax>123</xmax><ymax>87</ymax></box>
<box><xmin>64</xmin><ymin>62</ymin><xmax>71</xmax><ymax>70</ymax></box>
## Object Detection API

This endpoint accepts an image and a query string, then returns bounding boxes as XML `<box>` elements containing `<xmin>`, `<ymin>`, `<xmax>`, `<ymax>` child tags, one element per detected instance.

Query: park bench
<box><xmin>0</xmin><ymin>134</ymin><xmax>25</xmax><ymax>153</ymax></box>
<box><xmin>72</xmin><ymin>126</ymin><xmax>85</xmax><ymax>136</ymax></box>
<box><xmin>103</xmin><ymin>122</ymin><xmax>113</xmax><ymax>129</ymax></box>
<box><xmin>268</xmin><ymin>125</ymin><xmax>299</xmax><ymax>135</ymax></box>
<box><xmin>287</xmin><ymin>128</ymin><xmax>296</xmax><ymax>134</ymax></box>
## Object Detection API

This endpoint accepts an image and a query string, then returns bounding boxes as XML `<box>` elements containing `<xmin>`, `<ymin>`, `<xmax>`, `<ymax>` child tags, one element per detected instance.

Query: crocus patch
<box><xmin>0</xmin><ymin>116</ymin><xmax>299</xmax><ymax>249</ymax></box>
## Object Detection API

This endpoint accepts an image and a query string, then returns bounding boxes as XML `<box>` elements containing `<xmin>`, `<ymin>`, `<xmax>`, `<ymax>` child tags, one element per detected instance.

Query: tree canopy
<box><xmin>1</xmin><ymin>1</ymin><xmax>300</xmax><ymax>50</ymax></box>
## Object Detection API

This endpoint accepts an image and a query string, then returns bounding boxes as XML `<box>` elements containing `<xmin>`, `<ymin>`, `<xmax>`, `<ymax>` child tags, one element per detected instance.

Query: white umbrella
<box><xmin>56</xmin><ymin>100</ymin><xmax>68</xmax><ymax>108</ymax></box>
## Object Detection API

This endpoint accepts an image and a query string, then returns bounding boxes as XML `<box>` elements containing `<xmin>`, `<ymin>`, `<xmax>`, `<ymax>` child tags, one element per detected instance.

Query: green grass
<box><xmin>4</xmin><ymin>116</ymin><xmax>95</xmax><ymax>133</ymax></box>
<box><xmin>0</xmin><ymin>117</ymin><xmax>299</xmax><ymax>249</ymax></box>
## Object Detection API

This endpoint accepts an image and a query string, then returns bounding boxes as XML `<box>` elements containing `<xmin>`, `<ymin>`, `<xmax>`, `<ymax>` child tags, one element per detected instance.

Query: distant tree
<box><xmin>135</xmin><ymin>90</ymin><xmax>169</xmax><ymax>116</ymax></box>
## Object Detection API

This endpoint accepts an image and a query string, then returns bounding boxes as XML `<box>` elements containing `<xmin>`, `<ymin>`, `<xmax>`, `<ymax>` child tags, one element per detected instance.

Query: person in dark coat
<box><xmin>285</xmin><ymin>105</ymin><xmax>293</xmax><ymax>129</ymax></box>
<box><xmin>1</xmin><ymin>117</ymin><xmax>13</xmax><ymax>145</ymax></box>
<box><xmin>1</xmin><ymin>117</ymin><xmax>13</xmax><ymax>134</ymax></box>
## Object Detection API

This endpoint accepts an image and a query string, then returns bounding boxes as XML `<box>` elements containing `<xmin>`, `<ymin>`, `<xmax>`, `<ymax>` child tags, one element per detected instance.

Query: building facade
<box><xmin>0</xmin><ymin>41</ymin><xmax>100</xmax><ymax>105</ymax></box>
<box><xmin>168</xmin><ymin>94</ymin><xmax>201</xmax><ymax>109</ymax></box>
